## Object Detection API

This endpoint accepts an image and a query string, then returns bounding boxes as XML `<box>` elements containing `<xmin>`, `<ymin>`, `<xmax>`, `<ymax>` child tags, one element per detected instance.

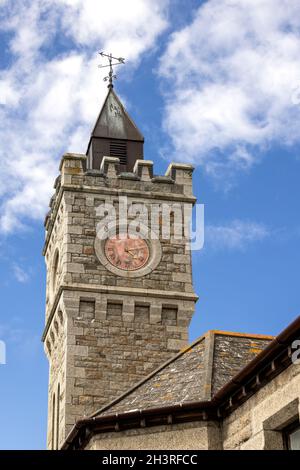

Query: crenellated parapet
<box><xmin>43</xmin><ymin>153</ymin><xmax>196</xmax><ymax>254</ymax></box>
<box><xmin>58</xmin><ymin>152</ymin><xmax>194</xmax><ymax>190</ymax></box>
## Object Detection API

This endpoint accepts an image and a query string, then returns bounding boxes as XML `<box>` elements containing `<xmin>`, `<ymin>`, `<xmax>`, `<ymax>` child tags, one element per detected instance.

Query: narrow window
<box><xmin>51</xmin><ymin>250</ymin><xmax>59</xmax><ymax>295</ymax></box>
<box><xmin>51</xmin><ymin>393</ymin><xmax>56</xmax><ymax>450</ymax></box>
<box><xmin>284</xmin><ymin>421</ymin><xmax>300</xmax><ymax>450</ymax></box>
<box><xmin>56</xmin><ymin>384</ymin><xmax>60</xmax><ymax>450</ymax></box>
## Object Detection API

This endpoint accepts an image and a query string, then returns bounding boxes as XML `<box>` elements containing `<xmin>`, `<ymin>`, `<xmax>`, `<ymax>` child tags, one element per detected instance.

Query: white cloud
<box><xmin>0</xmin><ymin>0</ymin><xmax>169</xmax><ymax>233</ymax></box>
<box><xmin>159</xmin><ymin>0</ymin><xmax>300</xmax><ymax>177</ymax></box>
<box><xmin>0</xmin><ymin>78</ymin><xmax>20</xmax><ymax>106</ymax></box>
<box><xmin>205</xmin><ymin>220</ymin><xmax>270</xmax><ymax>250</ymax></box>
<box><xmin>12</xmin><ymin>263</ymin><xmax>30</xmax><ymax>283</ymax></box>
<box><xmin>57</xmin><ymin>0</ymin><xmax>168</xmax><ymax>62</ymax></box>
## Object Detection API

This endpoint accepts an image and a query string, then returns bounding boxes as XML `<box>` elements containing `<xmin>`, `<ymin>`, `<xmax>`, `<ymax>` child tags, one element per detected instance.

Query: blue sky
<box><xmin>0</xmin><ymin>0</ymin><xmax>300</xmax><ymax>449</ymax></box>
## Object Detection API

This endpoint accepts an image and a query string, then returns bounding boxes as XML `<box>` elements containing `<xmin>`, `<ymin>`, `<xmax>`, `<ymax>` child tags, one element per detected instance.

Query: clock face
<box><xmin>104</xmin><ymin>235</ymin><xmax>150</xmax><ymax>271</ymax></box>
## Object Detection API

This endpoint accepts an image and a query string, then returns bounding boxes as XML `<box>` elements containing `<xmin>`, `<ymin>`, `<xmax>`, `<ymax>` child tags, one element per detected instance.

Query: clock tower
<box><xmin>42</xmin><ymin>85</ymin><xmax>198</xmax><ymax>449</ymax></box>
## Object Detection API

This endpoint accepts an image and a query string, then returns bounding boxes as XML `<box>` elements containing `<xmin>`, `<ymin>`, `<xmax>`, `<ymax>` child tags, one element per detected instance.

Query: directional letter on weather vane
<box><xmin>98</xmin><ymin>52</ymin><xmax>125</xmax><ymax>88</ymax></box>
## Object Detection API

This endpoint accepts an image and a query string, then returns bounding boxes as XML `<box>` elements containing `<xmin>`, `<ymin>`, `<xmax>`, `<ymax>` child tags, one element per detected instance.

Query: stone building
<box><xmin>43</xmin><ymin>84</ymin><xmax>300</xmax><ymax>451</ymax></box>
<box><xmin>62</xmin><ymin>316</ymin><xmax>300</xmax><ymax>450</ymax></box>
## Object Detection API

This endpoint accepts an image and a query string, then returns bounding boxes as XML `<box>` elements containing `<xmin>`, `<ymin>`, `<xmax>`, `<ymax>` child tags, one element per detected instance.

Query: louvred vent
<box><xmin>110</xmin><ymin>140</ymin><xmax>127</xmax><ymax>165</ymax></box>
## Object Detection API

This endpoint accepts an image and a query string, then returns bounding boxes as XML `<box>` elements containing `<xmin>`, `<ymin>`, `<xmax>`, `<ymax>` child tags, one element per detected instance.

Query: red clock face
<box><xmin>104</xmin><ymin>235</ymin><xmax>150</xmax><ymax>271</ymax></box>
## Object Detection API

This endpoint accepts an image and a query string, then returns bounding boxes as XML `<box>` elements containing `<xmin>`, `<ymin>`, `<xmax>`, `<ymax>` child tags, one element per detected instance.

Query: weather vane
<box><xmin>98</xmin><ymin>52</ymin><xmax>125</xmax><ymax>88</ymax></box>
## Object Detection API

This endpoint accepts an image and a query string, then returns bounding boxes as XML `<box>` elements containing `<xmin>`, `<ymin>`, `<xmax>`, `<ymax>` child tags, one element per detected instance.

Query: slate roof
<box><xmin>93</xmin><ymin>330</ymin><xmax>273</xmax><ymax>418</ymax></box>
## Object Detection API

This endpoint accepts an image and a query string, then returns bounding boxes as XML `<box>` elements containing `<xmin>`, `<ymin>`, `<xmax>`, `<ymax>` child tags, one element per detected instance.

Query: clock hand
<box><xmin>127</xmin><ymin>251</ymin><xmax>140</xmax><ymax>259</ymax></box>
<box><xmin>127</xmin><ymin>248</ymin><xmax>141</xmax><ymax>254</ymax></box>
<box><xmin>124</xmin><ymin>248</ymin><xmax>138</xmax><ymax>260</ymax></box>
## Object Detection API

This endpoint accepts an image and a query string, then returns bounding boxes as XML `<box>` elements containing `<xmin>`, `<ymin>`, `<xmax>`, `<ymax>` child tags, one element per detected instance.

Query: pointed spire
<box><xmin>86</xmin><ymin>87</ymin><xmax>144</xmax><ymax>172</ymax></box>
<box><xmin>91</xmin><ymin>87</ymin><xmax>144</xmax><ymax>141</ymax></box>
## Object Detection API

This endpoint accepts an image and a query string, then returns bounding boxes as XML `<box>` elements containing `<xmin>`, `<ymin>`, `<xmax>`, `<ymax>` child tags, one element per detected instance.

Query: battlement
<box><xmin>43</xmin><ymin>153</ymin><xmax>196</xmax><ymax>245</ymax></box>
<box><xmin>59</xmin><ymin>152</ymin><xmax>194</xmax><ymax>189</ymax></box>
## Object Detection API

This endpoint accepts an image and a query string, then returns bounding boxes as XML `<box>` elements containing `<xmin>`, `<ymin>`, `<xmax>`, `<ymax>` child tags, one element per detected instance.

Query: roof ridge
<box><xmin>209</xmin><ymin>329</ymin><xmax>274</xmax><ymax>340</ymax></box>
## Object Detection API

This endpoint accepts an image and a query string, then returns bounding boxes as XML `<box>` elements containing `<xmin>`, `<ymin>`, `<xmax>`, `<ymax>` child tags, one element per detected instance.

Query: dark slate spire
<box><xmin>86</xmin><ymin>87</ymin><xmax>144</xmax><ymax>172</ymax></box>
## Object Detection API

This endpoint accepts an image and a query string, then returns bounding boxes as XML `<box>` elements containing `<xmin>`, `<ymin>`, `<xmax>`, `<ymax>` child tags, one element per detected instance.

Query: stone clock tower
<box><xmin>42</xmin><ymin>85</ymin><xmax>198</xmax><ymax>449</ymax></box>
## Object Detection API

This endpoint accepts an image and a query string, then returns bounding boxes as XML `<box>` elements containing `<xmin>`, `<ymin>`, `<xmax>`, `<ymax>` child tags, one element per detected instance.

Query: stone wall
<box><xmin>222</xmin><ymin>362</ymin><xmax>300</xmax><ymax>450</ymax></box>
<box><xmin>85</xmin><ymin>421</ymin><xmax>222</xmax><ymax>450</ymax></box>
<box><xmin>44</xmin><ymin>307</ymin><xmax>67</xmax><ymax>450</ymax></box>
<box><xmin>61</xmin><ymin>289</ymin><xmax>194</xmax><ymax>438</ymax></box>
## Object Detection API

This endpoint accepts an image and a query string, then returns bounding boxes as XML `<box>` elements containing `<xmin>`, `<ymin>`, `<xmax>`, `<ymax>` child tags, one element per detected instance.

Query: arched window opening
<box><xmin>56</xmin><ymin>384</ymin><xmax>60</xmax><ymax>450</ymax></box>
<box><xmin>51</xmin><ymin>250</ymin><xmax>59</xmax><ymax>295</ymax></box>
<box><xmin>51</xmin><ymin>393</ymin><xmax>56</xmax><ymax>450</ymax></box>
